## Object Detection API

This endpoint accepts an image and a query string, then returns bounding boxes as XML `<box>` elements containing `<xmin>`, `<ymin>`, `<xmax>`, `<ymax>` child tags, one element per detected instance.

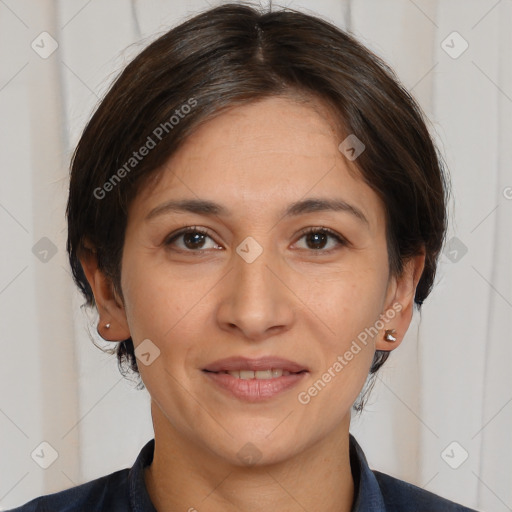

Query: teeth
<box><xmin>255</xmin><ymin>370</ymin><xmax>273</xmax><ymax>379</ymax></box>
<box><xmin>225</xmin><ymin>369</ymin><xmax>293</xmax><ymax>379</ymax></box>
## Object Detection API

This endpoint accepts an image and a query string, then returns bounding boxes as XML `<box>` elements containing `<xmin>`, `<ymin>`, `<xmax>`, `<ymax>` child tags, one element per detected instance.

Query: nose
<box><xmin>215</xmin><ymin>242</ymin><xmax>296</xmax><ymax>342</ymax></box>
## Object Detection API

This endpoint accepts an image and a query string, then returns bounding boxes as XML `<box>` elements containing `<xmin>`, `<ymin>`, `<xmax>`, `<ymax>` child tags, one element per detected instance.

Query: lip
<box><xmin>202</xmin><ymin>356</ymin><xmax>309</xmax><ymax>403</ymax></box>
<box><xmin>202</xmin><ymin>356</ymin><xmax>308</xmax><ymax>373</ymax></box>
<box><xmin>203</xmin><ymin>370</ymin><xmax>308</xmax><ymax>402</ymax></box>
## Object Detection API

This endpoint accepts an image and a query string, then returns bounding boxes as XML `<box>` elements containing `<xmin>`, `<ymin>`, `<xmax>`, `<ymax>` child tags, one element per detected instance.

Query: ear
<box><xmin>79</xmin><ymin>245</ymin><xmax>131</xmax><ymax>342</ymax></box>
<box><xmin>375</xmin><ymin>250</ymin><xmax>426</xmax><ymax>352</ymax></box>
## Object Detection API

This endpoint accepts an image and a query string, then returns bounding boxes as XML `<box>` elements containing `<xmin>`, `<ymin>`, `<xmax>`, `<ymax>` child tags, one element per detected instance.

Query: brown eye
<box><xmin>295</xmin><ymin>227</ymin><xmax>347</xmax><ymax>252</ymax></box>
<box><xmin>305</xmin><ymin>231</ymin><xmax>329</xmax><ymax>249</ymax></box>
<box><xmin>165</xmin><ymin>227</ymin><xmax>221</xmax><ymax>252</ymax></box>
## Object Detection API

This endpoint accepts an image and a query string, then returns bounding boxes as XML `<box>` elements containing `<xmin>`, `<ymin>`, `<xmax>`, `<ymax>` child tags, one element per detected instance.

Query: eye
<box><xmin>294</xmin><ymin>227</ymin><xmax>347</xmax><ymax>252</ymax></box>
<box><xmin>164</xmin><ymin>226</ymin><xmax>222</xmax><ymax>252</ymax></box>
<box><xmin>163</xmin><ymin>226</ymin><xmax>348</xmax><ymax>254</ymax></box>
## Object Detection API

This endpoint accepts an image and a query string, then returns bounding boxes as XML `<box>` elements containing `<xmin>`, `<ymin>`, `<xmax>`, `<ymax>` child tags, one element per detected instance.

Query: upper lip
<box><xmin>203</xmin><ymin>356</ymin><xmax>308</xmax><ymax>373</ymax></box>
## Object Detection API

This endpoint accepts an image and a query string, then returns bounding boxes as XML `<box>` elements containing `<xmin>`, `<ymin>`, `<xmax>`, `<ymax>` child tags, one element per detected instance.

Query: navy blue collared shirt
<box><xmin>8</xmin><ymin>435</ymin><xmax>479</xmax><ymax>511</ymax></box>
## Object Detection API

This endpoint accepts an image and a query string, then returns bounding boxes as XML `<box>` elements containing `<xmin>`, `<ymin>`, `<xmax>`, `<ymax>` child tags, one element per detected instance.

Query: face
<box><xmin>108</xmin><ymin>95</ymin><xmax>411</xmax><ymax>466</ymax></box>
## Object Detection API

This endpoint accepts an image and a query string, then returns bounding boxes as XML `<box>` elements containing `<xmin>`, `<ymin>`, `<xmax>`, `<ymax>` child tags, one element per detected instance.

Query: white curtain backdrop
<box><xmin>1</xmin><ymin>0</ymin><xmax>511</xmax><ymax>510</ymax></box>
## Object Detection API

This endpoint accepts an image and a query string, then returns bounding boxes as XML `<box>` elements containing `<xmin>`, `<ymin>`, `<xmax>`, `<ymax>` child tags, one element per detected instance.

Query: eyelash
<box><xmin>163</xmin><ymin>225</ymin><xmax>348</xmax><ymax>254</ymax></box>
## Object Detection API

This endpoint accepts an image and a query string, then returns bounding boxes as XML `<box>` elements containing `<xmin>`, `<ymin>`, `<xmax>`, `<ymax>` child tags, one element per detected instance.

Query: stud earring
<box><xmin>384</xmin><ymin>329</ymin><xmax>397</xmax><ymax>342</ymax></box>
<box><xmin>105</xmin><ymin>323</ymin><xmax>111</xmax><ymax>329</ymax></box>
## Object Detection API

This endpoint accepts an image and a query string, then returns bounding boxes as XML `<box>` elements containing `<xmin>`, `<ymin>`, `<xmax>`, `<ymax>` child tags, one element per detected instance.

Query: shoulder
<box><xmin>7</xmin><ymin>438</ymin><xmax>156</xmax><ymax>512</ymax></box>
<box><xmin>6</xmin><ymin>468</ymin><xmax>131</xmax><ymax>512</ymax></box>
<box><xmin>373</xmin><ymin>470</ymin><xmax>479</xmax><ymax>511</ymax></box>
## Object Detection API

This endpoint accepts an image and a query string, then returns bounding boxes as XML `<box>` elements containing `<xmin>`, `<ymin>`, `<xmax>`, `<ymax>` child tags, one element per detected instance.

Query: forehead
<box><xmin>131</xmin><ymin>96</ymin><xmax>385</xmax><ymax>233</ymax></box>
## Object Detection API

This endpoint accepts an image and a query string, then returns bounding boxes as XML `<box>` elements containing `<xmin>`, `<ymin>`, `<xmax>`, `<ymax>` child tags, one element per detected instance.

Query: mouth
<box><xmin>203</xmin><ymin>368</ymin><xmax>307</xmax><ymax>379</ymax></box>
<box><xmin>202</xmin><ymin>355</ymin><xmax>309</xmax><ymax>375</ymax></box>
<box><xmin>202</xmin><ymin>356</ymin><xmax>309</xmax><ymax>402</ymax></box>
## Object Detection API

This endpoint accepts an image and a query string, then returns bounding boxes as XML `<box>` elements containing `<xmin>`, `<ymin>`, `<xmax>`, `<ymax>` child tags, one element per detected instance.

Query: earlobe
<box><xmin>79</xmin><ymin>246</ymin><xmax>131</xmax><ymax>342</ymax></box>
<box><xmin>376</xmin><ymin>251</ymin><xmax>426</xmax><ymax>352</ymax></box>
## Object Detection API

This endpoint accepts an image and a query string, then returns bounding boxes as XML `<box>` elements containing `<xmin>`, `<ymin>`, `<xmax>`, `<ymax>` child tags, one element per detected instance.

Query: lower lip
<box><xmin>202</xmin><ymin>371</ymin><xmax>308</xmax><ymax>402</ymax></box>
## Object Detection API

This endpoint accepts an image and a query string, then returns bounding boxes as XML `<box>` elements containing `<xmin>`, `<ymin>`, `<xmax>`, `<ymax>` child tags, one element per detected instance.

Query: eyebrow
<box><xmin>145</xmin><ymin>197</ymin><xmax>369</xmax><ymax>226</ymax></box>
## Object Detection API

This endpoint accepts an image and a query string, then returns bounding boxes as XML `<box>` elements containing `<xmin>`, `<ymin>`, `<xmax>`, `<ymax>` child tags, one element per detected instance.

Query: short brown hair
<box><xmin>66</xmin><ymin>3</ymin><xmax>449</xmax><ymax>395</ymax></box>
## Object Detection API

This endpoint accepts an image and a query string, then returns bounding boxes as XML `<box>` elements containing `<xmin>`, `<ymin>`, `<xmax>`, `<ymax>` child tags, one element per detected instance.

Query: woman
<box><xmin>9</xmin><ymin>3</ymin><xmax>479</xmax><ymax>511</ymax></box>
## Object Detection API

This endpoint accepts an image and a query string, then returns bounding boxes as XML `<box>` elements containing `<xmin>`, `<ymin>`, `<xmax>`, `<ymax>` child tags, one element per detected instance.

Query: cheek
<box><xmin>298</xmin><ymin>265</ymin><xmax>388</xmax><ymax>400</ymax></box>
<box><xmin>121</xmin><ymin>244</ymin><xmax>181</xmax><ymax>316</ymax></box>
<box><xmin>120</xmin><ymin>253</ymin><xmax>217</xmax><ymax>372</ymax></box>
<box><xmin>304</xmin><ymin>265</ymin><xmax>388</xmax><ymax>338</ymax></box>
<box><xmin>297</xmin><ymin>278</ymin><xmax>383</xmax><ymax>408</ymax></box>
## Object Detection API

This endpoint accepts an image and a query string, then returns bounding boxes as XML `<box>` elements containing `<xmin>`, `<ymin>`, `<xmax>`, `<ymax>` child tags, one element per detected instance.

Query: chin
<box><xmin>209</xmin><ymin>428</ymin><xmax>307</xmax><ymax>468</ymax></box>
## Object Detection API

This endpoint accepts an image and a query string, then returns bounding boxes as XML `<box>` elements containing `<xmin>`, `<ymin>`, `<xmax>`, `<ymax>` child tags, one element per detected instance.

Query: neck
<box><xmin>144</xmin><ymin>402</ymin><xmax>355</xmax><ymax>512</ymax></box>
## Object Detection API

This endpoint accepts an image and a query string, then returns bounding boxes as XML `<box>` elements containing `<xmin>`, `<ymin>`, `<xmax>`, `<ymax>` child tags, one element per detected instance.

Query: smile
<box><xmin>202</xmin><ymin>369</ymin><xmax>308</xmax><ymax>402</ymax></box>
<box><xmin>213</xmin><ymin>368</ymin><xmax>299</xmax><ymax>379</ymax></box>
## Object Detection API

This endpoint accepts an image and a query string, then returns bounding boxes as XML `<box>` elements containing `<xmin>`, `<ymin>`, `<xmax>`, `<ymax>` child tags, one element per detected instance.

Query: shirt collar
<box><xmin>128</xmin><ymin>435</ymin><xmax>386</xmax><ymax>512</ymax></box>
<box><xmin>349</xmin><ymin>433</ymin><xmax>387</xmax><ymax>511</ymax></box>
<box><xmin>129</xmin><ymin>438</ymin><xmax>157</xmax><ymax>512</ymax></box>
